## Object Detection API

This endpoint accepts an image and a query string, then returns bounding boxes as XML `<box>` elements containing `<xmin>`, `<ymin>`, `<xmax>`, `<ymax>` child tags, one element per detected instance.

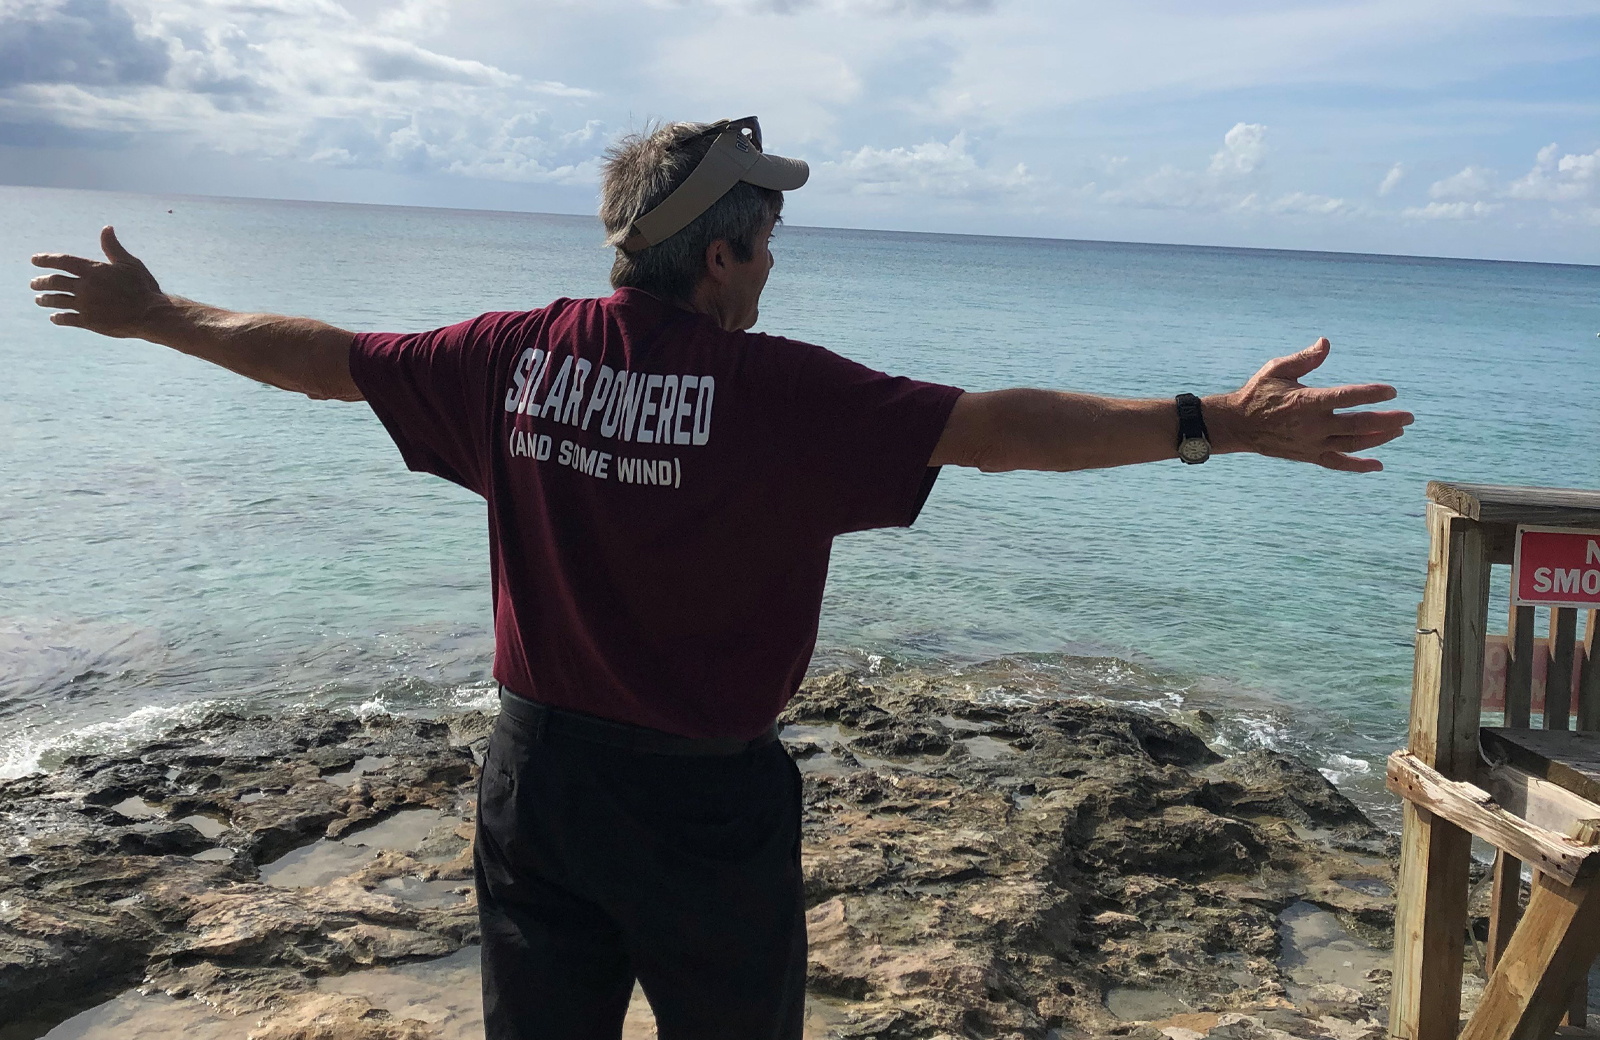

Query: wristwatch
<box><xmin>1175</xmin><ymin>393</ymin><xmax>1211</xmax><ymax>465</ymax></box>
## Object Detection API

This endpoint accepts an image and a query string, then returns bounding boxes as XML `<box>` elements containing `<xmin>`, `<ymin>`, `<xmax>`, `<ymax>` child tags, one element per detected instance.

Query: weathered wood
<box><xmin>1508</xmin><ymin>600</ymin><xmax>1537</xmax><ymax>730</ymax></box>
<box><xmin>1475</xmin><ymin>753</ymin><xmax>1600</xmax><ymax>1032</ymax></box>
<box><xmin>1387</xmin><ymin>751</ymin><xmax>1599</xmax><ymax>886</ymax></box>
<box><xmin>1460</xmin><ymin>872</ymin><xmax>1600</xmax><ymax>1040</ymax></box>
<box><xmin>1548</xmin><ymin>608</ymin><xmax>1579</xmax><ymax>731</ymax></box>
<box><xmin>1407</xmin><ymin>504</ymin><xmax>1492</xmax><ymax>776</ymax></box>
<box><xmin>1481</xmin><ymin>729</ymin><xmax>1600</xmax><ymax>806</ymax></box>
<box><xmin>1577</xmin><ymin>614</ymin><xmax>1600</xmax><ymax>1028</ymax></box>
<box><xmin>1479</xmin><ymin>760</ymin><xmax>1600</xmax><ymax>838</ymax></box>
<box><xmin>1393</xmin><ymin>503</ymin><xmax>1491</xmax><ymax>1040</ymax></box>
<box><xmin>1393</xmin><ymin>801</ymin><xmax>1474</xmax><ymax>1040</ymax></box>
<box><xmin>1487</xmin><ymin>850</ymin><xmax>1524</xmax><ymax>975</ymax></box>
<box><xmin>1568</xmin><ymin>820</ymin><xmax>1600</xmax><ymax>1027</ymax></box>
<box><xmin>1429</xmin><ymin>482</ymin><xmax>1600</xmax><ymax>527</ymax></box>
<box><xmin>1484</xmin><ymin>521</ymin><xmax>1518</xmax><ymax>564</ymax></box>
<box><xmin>1580</xmin><ymin>610</ymin><xmax>1600</xmax><ymax>733</ymax></box>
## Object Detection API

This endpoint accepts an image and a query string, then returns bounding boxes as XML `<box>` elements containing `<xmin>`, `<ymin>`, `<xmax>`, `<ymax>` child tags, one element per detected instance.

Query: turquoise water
<box><xmin>3</xmin><ymin>185</ymin><xmax>1599</xmax><ymax>815</ymax></box>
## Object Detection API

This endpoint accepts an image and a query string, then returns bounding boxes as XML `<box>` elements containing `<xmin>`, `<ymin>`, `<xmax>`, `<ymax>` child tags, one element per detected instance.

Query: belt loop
<box><xmin>502</xmin><ymin>684</ymin><xmax>550</xmax><ymax>744</ymax></box>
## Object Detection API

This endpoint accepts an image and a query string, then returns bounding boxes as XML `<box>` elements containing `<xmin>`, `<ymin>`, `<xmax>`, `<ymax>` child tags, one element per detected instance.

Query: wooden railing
<box><xmin>1481</xmin><ymin>600</ymin><xmax>1600</xmax><ymax>1026</ymax></box>
<box><xmin>1390</xmin><ymin>483</ymin><xmax>1600</xmax><ymax>1040</ymax></box>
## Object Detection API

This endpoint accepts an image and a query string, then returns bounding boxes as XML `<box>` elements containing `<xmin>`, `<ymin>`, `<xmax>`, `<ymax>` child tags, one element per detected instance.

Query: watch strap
<box><xmin>1175</xmin><ymin>393</ymin><xmax>1208</xmax><ymax>442</ymax></box>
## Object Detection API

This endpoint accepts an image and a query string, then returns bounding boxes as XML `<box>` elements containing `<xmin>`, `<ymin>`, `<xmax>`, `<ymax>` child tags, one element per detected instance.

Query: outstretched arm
<box><xmin>930</xmin><ymin>339</ymin><xmax>1412</xmax><ymax>474</ymax></box>
<box><xmin>30</xmin><ymin>226</ymin><xmax>361</xmax><ymax>402</ymax></box>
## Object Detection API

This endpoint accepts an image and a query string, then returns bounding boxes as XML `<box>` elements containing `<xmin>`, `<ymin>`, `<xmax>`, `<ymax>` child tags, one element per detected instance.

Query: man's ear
<box><xmin>703</xmin><ymin>239</ymin><xmax>732</xmax><ymax>285</ymax></box>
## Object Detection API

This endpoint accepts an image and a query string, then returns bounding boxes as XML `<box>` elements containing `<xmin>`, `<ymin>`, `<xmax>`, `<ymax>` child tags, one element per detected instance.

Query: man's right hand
<box><xmin>31</xmin><ymin>226</ymin><xmax>166</xmax><ymax>339</ymax></box>
<box><xmin>28</xmin><ymin>226</ymin><xmax>361</xmax><ymax>400</ymax></box>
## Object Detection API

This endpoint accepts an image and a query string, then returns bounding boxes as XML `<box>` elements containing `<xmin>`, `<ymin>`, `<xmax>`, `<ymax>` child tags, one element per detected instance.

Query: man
<box><xmin>29</xmin><ymin>117</ymin><xmax>1412</xmax><ymax>1040</ymax></box>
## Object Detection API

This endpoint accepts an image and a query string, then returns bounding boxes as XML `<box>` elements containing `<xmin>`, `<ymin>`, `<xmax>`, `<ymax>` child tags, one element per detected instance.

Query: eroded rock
<box><xmin>0</xmin><ymin>711</ymin><xmax>481</xmax><ymax>1021</ymax></box>
<box><xmin>2</xmin><ymin>670</ymin><xmax>1401</xmax><ymax>1039</ymax></box>
<box><xmin>780</xmin><ymin>671</ymin><xmax>1396</xmax><ymax>1039</ymax></box>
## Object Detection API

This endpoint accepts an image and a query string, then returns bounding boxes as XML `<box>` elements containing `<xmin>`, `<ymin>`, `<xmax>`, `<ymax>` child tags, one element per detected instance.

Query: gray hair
<box><xmin>601</xmin><ymin>121</ymin><xmax>784</xmax><ymax>305</ymax></box>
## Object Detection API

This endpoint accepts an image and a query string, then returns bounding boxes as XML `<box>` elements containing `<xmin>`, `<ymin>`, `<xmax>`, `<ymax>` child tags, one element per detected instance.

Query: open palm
<box><xmin>31</xmin><ymin>226</ymin><xmax>165</xmax><ymax>338</ymax></box>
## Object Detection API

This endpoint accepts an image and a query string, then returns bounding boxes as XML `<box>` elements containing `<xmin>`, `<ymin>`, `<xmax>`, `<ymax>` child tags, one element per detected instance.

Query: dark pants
<box><xmin>474</xmin><ymin>702</ymin><xmax>807</xmax><ymax>1040</ymax></box>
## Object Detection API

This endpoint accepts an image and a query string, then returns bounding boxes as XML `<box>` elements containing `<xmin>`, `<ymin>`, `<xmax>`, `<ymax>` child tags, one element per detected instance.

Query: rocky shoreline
<box><xmin>1</xmin><ymin>667</ymin><xmax>1408</xmax><ymax>1039</ymax></box>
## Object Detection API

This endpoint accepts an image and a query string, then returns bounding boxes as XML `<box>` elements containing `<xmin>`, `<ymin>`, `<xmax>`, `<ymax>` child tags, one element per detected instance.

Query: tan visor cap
<box><xmin>619</xmin><ymin>117</ymin><xmax>809</xmax><ymax>254</ymax></box>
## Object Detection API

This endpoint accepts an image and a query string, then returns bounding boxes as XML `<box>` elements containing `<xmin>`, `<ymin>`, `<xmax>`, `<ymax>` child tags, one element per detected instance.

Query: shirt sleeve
<box><xmin>348</xmin><ymin>316</ymin><xmax>502</xmax><ymax>497</ymax></box>
<box><xmin>780</xmin><ymin>340</ymin><xmax>964</xmax><ymax>536</ymax></box>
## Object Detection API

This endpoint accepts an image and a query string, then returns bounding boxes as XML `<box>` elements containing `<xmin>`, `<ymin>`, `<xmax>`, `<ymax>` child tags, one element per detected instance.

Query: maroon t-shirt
<box><xmin>349</xmin><ymin>287</ymin><xmax>962</xmax><ymax>739</ymax></box>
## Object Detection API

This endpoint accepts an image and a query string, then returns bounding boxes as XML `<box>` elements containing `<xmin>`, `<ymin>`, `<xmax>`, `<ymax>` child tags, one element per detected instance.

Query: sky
<box><xmin>1</xmin><ymin>0</ymin><xmax>1598</xmax><ymax>264</ymax></box>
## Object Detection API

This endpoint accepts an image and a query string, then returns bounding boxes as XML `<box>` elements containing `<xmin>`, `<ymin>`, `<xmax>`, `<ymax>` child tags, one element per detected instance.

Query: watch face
<box><xmin>1178</xmin><ymin>437</ymin><xmax>1211</xmax><ymax>464</ymax></box>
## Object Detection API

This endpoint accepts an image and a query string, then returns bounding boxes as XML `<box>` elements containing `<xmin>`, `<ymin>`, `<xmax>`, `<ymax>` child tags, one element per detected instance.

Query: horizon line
<box><xmin>6</xmin><ymin>181</ymin><xmax>1598</xmax><ymax>273</ymax></box>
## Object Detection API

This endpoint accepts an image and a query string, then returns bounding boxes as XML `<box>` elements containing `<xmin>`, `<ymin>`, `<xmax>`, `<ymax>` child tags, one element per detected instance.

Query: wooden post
<box><xmin>1567</xmin><ymin>967</ymin><xmax>1589</xmax><ymax>1028</ymax></box>
<box><xmin>1459</xmin><ymin>873</ymin><xmax>1600</xmax><ymax>1040</ymax></box>
<box><xmin>1577</xmin><ymin>611</ymin><xmax>1600</xmax><ymax>1023</ymax></box>
<box><xmin>1507</xmin><ymin>602</ymin><xmax>1535</xmax><ymax>730</ymax></box>
<box><xmin>1392</xmin><ymin>503</ymin><xmax>1491</xmax><ymax>1040</ymax></box>
<box><xmin>1579</xmin><ymin>609</ymin><xmax>1600</xmax><ymax>732</ymax></box>
<box><xmin>1547</xmin><ymin>608</ymin><xmax>1577</xmax><ymax>731</ymax></box>
<box><xmin>1567</xmin><ymin>612</ymin><xmax>1600</xmax><ymax>1026</ymax></box>
<box><xmin>1487</xmin><ymin>853</ymin><xmax>1522</xmax><ymax>975</ymax></box>
<box><xmin>1490</xmin><ymin>592</ymin><xmax>1538</xmax><ymax>973</ymax></box>
<box><xmin>1547</xmin><ymin>614</ymin><xmax>1587</xmax><ymax>1023</ymax></box>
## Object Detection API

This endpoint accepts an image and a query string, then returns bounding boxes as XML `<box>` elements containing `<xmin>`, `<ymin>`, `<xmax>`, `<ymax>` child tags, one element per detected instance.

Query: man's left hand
<box><xmin>1207</xmin><ymin>337</ymin><xmax>1413</xmax><ymax>473</ymax></box>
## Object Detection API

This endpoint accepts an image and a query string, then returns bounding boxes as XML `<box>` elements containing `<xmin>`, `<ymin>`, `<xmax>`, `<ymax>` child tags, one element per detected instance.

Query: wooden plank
<box><xmin>1485</xmin><ymin>521</ymin><xmax>1518</xmax><ymax>565</ymax></box>
<box><xmin>1408</xmin><ymin>504</ymin><xmax>1491</xmax><ymax>775</ymax></box>
<box><xmin>1392</xmin><ymin>503</ymin><xmax>1493</xmax><ymax>1040</ymax></box>
<box><xmin>1508</xmin><ymin>600</ymin><xmax>1537</xmax><ymax>730</ymax></box>
<box><xmin>1387</xmin><ymin>751</ymin><xmax>1598</xmax><ymax>886</ymax></box>
<box><xmin>1568</xmin><ymin>636</ymin><xmax>1593</xmax><ymax>1024</ymax></box>
<box><xmin>1580</xmin><ymin>610</ymin><xmax>1600</xmax><ymax>733</ymax></box>
<box><xmin>1487</xmin><ymin>850</ymin><xmax>1523</xmax><ymax>975</ymax></box>
<box><xmin>1479</xmin><ymin>766</ymin><xmax>1600</xmax><ymax>1027</ymax></box>
<box><xmin>1479</xmin><ymin>760</ymin><xmax>1600</xmax><ymax>838</ymax></box>
<box><xmin>1549</xmin><ymin>608</ymin><xmax>1579</xmax><ymax>731</ymax></box>
<box><xmin>1460</xmin><ymin>873</ymin><xmax>1600</xmax><ymax>1040</ymax></box>
<box><xmin>1578</xmin><ymin>615</ymin><xmax>1600</xmax><ymax>1031</ymax></box>
<box><xmin>1429</xmin><ymin>481</ymin><xmax>1600</xmax><ymax>527</ymax></box>
<box><xmin>1565</xmin><ymin>824</ymin><xmax>1600</xmax><ymax>1029</ymax></box>
<box><xmin>1393</xmin><ymin>801</ymin><xmax>1474</xmax><ymax>1040</ymax></box>
<box><xmin>1482</xmin><ymin>729</ymin><xmax>1600</xmax><ymax>806</ymax></box>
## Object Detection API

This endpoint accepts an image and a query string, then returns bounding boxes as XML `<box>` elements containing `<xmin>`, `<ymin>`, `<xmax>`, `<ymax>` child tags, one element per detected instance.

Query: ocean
<box><xmin>3</xmin><ymin>184</ymin><xmax>1598</xmax><ymax>822</ymax></box>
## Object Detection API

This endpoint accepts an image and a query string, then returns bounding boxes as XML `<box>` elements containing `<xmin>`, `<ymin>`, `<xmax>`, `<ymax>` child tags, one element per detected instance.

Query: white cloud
<box><xmin>1402</xmin><ymin>200</ymin><xmax>1502</xmax><ymax>220</ymax></box>
<box><xmin>2</xmin><ymin>0</ymin><xmax>1598</xmax><ymax>260</ymax></box>
<box><xmin>1098</xmin><ymin>163</ymin><xmax>1230</xmax><ymax>211</ymax></box>
<box><xmin>1270</xmin><ymin>191</ymin><xmax>1349</xmax><ymax>216</ymax></box>
<box><xmin>355</xmin><ymin>37</ymin><xmax>517</xmax><ymax>86</ymax></box>
<box><xmin>649</xmin><ymin>0</ymin><xmax>995</xmax><ymax>13</ymax></box>
<box><xmin>1386</xmin><ymin>143</ymin><xmax>1599</xmax><ymax>228</ymax></box>
<box><xmin>912</xmin><ymin>1</ymin><xmax>1599</xmax><ymax>132</ymax></box>
<box><xmin>0</xmin><ymin>0</ymin><xmax>169</xmax><ymax>88</ymax></box>
<box><xmin>818</xmin><ymin>131</ymin><xmax>1032</xmax><ymax>197</ymax></box>
<box><xmin>0</xmin><ymin>0</ymin><xmax>603</xmax><ymax>185</ymax></box>
<box><xmin>639</xmin><ymin>18</ymin><xmax>864</xmax><ymax>146</ymax></box>
<box><xmin>1098</xmin><ymin>123</ymin><xmax>1280</xmax><ymax>213</ymax></box>
<box><xmin>1507</xmin><ymin>142</ymin><xmax>1600</xmax><ymax>203</ymax></box>
<box><xmin>1378</xmin><ymin>162</ymin><xmax>1404</xmax><ymax>196</ymax></box>
<box><xmin>374</xmin><ymin>0</ymin><xmax>453</xmax><ymax>37</ymax></box>
<box><xmin>1209</xmin><ymin>122</ymin><xmax>1266</xmax><ymax>175</ymax></box>
<box><xmin>1427</xmin><ymin>165</ymin><xmax>1494</xmax><ymax>200</ymax></box>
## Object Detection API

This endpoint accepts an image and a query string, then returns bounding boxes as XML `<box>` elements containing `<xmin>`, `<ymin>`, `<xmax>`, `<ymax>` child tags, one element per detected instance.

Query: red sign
<box><xmin>1514</xmin><ymin>525</ymin><xmax>1600</xmax><ymax>608</ymax></box>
